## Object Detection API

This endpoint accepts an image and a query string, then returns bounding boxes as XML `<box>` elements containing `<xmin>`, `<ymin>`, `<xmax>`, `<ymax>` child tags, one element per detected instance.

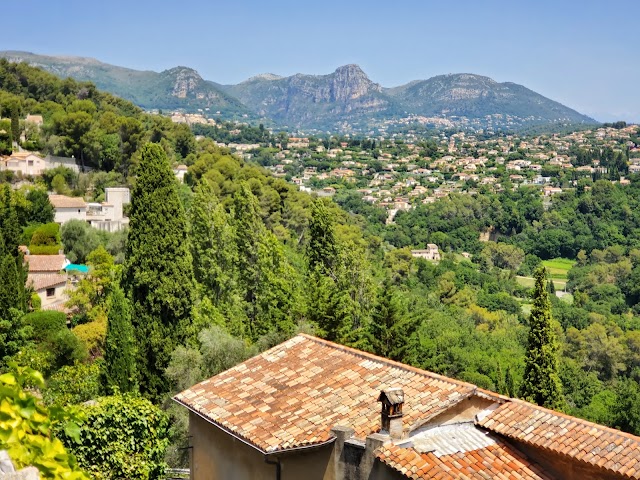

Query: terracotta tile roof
<box><xmin>477</xmin><ymin>399</ymin><xmax>640</xmax><ymax>479</ymax></box>
<box><xmin>377</xmin><ymin>439</ymin><xmax>551</xmax><ymax>480</ymax></box>
<box><xmin>173</xmin><ymin>334</ymin><xmax>476</xmax><ymax>453</ymax></box>
<box><xmin>28</xmin><ymin>273</ymin><xmax>67</xmax><ymax>291</ymax></box>
<box><xmin>48</xmin><ymin>195</ymin><xmax>86</xmax><ymax>209</ymax></box>
<box><xmin>24</xmin><ymin>255</ymin><xmax>67</xmax><ymax>272</ymax></box>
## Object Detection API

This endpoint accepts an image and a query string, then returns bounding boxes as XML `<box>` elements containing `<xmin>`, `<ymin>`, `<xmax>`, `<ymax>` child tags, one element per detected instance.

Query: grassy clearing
<box><xmin>541</xmin><ymin>258</ymin><xmax>575</xmax><ymax>280</ymax></box>
<box><xmin>516</xmin><ymin>275</ymin><xmax>566</xmax><ymax>290</ymax></box>
<box><xmin>516</xmin><ymin>276</ymin><xmax>535</xmax><ymax>288</ymax></box>
<box><xmin>558</xmin><ymin>292</ymin><xmax>574</xmax><ymax>304</ymax></box>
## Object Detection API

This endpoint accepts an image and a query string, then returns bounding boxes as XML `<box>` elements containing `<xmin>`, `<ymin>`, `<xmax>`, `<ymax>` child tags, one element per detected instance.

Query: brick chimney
<box><xmin>378</xmin><ymin>388</ymin><xmax>404</xmax><ymax>439</ymax></box>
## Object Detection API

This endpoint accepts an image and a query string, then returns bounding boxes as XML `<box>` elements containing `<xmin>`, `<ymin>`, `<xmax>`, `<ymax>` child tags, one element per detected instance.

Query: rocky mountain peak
<box><xmin>162</xmin><ymin>66</ymin><xmax>205</xmax><ymax>99</ymax></box>
<box><xmin>331</xmin><ymin>64</ymin><xmax>381</xmax><ymax>101</ymax></box>
<box><xmin>245</xmin><ymin>73</ymin><xmax>283</xmax><ymax>82</ymax></box>
<box><xmin>333</xmin><ymin>64</ymin><xmax>366</xmax><ymax>76</ymax></box>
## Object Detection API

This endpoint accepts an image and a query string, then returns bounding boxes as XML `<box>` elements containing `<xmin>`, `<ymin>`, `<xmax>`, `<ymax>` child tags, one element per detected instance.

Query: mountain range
<box><xmin>0</xmin><ymin>51</ymin><xmax>597</xmax><ymax>133</ymax></box>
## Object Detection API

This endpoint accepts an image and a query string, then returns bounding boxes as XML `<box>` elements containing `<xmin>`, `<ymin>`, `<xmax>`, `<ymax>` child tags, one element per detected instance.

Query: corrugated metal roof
<box><xmin>409</xmin><ymin>423</ymin><xmax>495</xmax><ymax>457</ymax></box>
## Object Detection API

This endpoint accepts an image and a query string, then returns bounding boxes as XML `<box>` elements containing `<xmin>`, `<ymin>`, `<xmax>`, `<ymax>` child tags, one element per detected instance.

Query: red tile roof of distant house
<box><xmin>24</xmin><ymin>254</ymin><xmax>67</xmax><ymax>272</ymax></box>
<box><xmin>28</xmin><ymin>273</ymin><xmax>67</xmax><ymax>291</ymax></box>
<box><xmin>48</xmin><ymin>195</ymin><xmax>86</xmax><ymax>209</ymax></box>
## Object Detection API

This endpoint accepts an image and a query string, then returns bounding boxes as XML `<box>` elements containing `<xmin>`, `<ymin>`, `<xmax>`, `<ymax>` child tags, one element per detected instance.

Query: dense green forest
<box><xmin>2</xmin><ymin>60</ymin><xmax>640</xmax><ymax>478</ymax></box>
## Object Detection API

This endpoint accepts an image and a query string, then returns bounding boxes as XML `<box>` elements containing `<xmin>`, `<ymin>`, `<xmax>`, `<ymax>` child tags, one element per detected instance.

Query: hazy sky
<box><xmin>4</xmin><ymin>0</ymin><xmax>639</xmax><ymax>122</ymax></box>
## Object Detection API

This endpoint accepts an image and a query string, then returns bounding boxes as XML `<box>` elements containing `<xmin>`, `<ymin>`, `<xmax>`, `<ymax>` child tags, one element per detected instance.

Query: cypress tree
<box><xmin>10</xmin><ymin>107</ymin><xmax>19</xmax><ymax>147</ymax></box>
<box><xmin>520</xmin><ymin>267</ymin><xmax>564</xmax><ymax>410</ymax></box>
<box><xmin>0</xmin><ymin>246</ymin><xmax>22</xmax><ymax>314</ymax></box>
<box><xmin>307</xmin><ymin>199</ymin><xmax>338</xmax><ymax>276</ymax></box>
<box><xmin>122</xmin><ymin>143</ymin><xmax>194</xmax><ymax>399</ymax></box>
<box><xmin>189</xmin><ymin>179</ymin><xmax>236</xmax><ymax>305</ymax></box>
<box><xmin>232</xmin><ymin>183</ymin><xmax>266</xmax><ymax>339</ymax></box>
<box><xmin>231</xmin><ymin>183</ymin><xmax>296</xmax><ymax>340</ymax></box>
<box><xmin>495</xmin><ymin>362</ymin><xmax>505</xmax><ymax>396</ymax></box>
<box><xmin>370</xmin><ymin>280</ymin><xmax>415</xmax><ymax>362</ymax></box>
<box><xmin>0</xmin><ymin>185</ymin><xmax>21</xmax><ymax>256</ymax></box>
<box><xmin>504</xmin><ymin>365</ymin><xmax>516</xmax><ymax>398</ymax></box>
<box><xmin>0</xmin><ymin>187</ymin><xmax>26</xmax><ymax>312</ymax></box>
<box><xmin>103</xmin><ymin>284</ymin><xmax>136</xmax><ymax>393</ymax></box>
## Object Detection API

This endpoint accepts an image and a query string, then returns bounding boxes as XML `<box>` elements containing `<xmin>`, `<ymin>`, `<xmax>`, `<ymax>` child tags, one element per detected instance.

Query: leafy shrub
<box><xmin>27</xmin><ymin>245</ymin><xmax>62</xmax><ymax>255</ymax></box>
<box><xmin>22</xmin><ymin>223</ymin><xmax>41</xmax><ymax>246</ymax></box>
<box><xmin>73</xmin><ymin>317</ymin><xmax>107</xmax><ymax>358</ymax></box>
<box><xmin>30</xmin><ymin>292</ymin><xmax>41</xmax><ymax>311</ymax></box>
<box><xmin>23</xmin><ymin>311</ymin><xmax>67</xmax><ymax>340</ymax></box>
<box><xmin>0</xmin><ymin>366</ymin><xmax>89</xmax><ymax>479</ymax></box>
<box><xmin>30</xmin><ymin>222</ymin><xmax>61</xmax><ymax>246</ymax></box>
<box><xmin>43</xmin><ymin>361</ymin><xmax>101</xmax><ymax>406</ymax></box>
<box><xmin>57</xmin><ymin>394</ymin><xmax>170</xmax><ymax>480</ymax></box>
<box><xmin>22</xmin><ymin>311</ymin><xmax>87</xmax><ymax>375</ymax></box>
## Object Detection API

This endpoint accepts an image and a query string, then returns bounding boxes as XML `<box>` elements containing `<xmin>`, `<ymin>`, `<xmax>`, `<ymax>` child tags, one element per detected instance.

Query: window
<box><xmin>46</xmin><ymin>288</ymin><xmax>55</xmax><ymax>297</ymax></box>
<box><xmin>28</xmin><ymin>160</ymin><xmax>34</xmax><ymax>166</ymax></box>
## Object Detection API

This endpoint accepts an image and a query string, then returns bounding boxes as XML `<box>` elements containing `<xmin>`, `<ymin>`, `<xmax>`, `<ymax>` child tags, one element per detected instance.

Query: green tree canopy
<box><xmin>520</xmin><ymin>267</ymin><xmax>565</xmax><ymax>410</ymax></box>
<box><xmin>123</xmin><ymin>143</ymin><xmax>194</xmax><ymax>399</ymax></box>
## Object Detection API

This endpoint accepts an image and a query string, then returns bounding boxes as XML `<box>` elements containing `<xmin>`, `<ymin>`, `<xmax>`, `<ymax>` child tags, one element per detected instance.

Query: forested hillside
<box><xmin>1</xmin><ymin>61</ymin><xmax>640</xmax><ymax>477</ymax></box>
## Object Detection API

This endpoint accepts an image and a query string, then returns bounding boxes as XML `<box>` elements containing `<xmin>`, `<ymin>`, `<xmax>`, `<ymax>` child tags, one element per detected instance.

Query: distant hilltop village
<box><xmin>167</xmin><ymin>111</ymin><xmax>638</xmax><ymax>225</ymax></box>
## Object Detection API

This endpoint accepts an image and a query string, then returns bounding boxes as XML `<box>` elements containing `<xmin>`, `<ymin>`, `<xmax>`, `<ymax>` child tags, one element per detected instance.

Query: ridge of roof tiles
<box><xmin>24</xmin><ymin>255</ymin><xmax>67</xmax><ymax>272</ymax></box>
<box><xmin>48</xmin><ymin>195</ymin><xmax>86</xmax><ymax>208</ymax></box>
<box><xmin>476</xmin><ymin>399</ymin><xmax>640</xmax><ymax>479</ymax></box>
<box><xmin>377</xmin><ymin>440</ymin><xmax>551</xmax><ymax>480</ymax></box>
<box><xmin>173</xmin><ymin>333</ymin><xmax>477</xmax><ymax>454</ymax></box>
<box><xmin>28</xmin><ymin>273</ymin><xmax>67</xmax><ymax>291</ymax></box>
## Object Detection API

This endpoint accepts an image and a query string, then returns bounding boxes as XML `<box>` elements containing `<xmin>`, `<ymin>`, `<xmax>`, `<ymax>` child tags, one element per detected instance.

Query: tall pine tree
<box><xmin>103</xmin><ymin>284</ymin><xmax>137</xmax><ymax>393</ymax></box>
<box><xmin>307</xmin><ymin>199</ymin><xmax>338</xmax><ymax>277</ymax></box>
<box><xmin>305</xmin><ymin>201</ymin><xmax>374</xmax><ymax>349</ymax></box>
<box><xmin>370</xmin><ymin>279</ymin><xmax>416</xmax><ymax>362</ymax></box>
<box><xmin>122</xmin><ymin>143</ymin><xmax>195</xmax><ymax>399</ymax></box>
<box><xmin>189</xmin><ymin>179</ymin><xmax>237</xmax><ymax>306</ymax></box>
<box><xmin>520</xmin><ymin>267</ymin><xmax>564</xmax><ymax>410</ymax></box>
<box><xmin>232</xmin><ymin>183</ymin><xmax>266</xmax><ymax>339</ymax></box>
<box><xmin>0</xmin><ymin>186</ymin><xmax>26</xmax><ymax>312</ymax></box>
<box><xmin>231</xmin><ymin>183</ymin><xmax>296</xmax><ymax>340</ymax></box>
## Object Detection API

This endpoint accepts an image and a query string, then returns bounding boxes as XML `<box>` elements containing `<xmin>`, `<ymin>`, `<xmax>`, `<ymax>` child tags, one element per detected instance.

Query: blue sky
<box><xmin>4</xmin><ymin>0</ymin><xmax>639</xmax><ymax>122</ymax></box>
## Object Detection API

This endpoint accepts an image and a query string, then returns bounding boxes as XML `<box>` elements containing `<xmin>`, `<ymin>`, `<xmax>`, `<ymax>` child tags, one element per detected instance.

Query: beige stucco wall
<box><xmin>3</xmin><ymin>156</ymin><xmax>46</xmax><ymax>176</ymax></box>
<box><xmin>37</xmin><ymin>283</ymin><xmax>67</xmax><ymax>308</ymax></box>
<box><xmin>54</xmin><ymin>207</ymin><xmax>86</xmax><ymax>224</ymax></box>
<box><xmin>189</xmin><ymin>412</ymin><xmax>335</xmax><ymax>480</ymax></box>
<box><xmin>417</xmin><ymin>395</ymin><xmax>498</xmax><ymax>430</ymax></box>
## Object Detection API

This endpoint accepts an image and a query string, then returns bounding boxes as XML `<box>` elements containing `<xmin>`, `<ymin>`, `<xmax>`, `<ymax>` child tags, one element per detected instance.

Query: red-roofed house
<box><xmin>49</xmin><ymin>195</ymin><xmax>87</xmax><ymax>224</ymax></box>
<box><xmin>175</xmin><ymin>334</ymin><xmax>640</xmax><ymax>480</ymax></box>
<box><xmin>24</xmin><ymin>254</ymin><xmax>70</xmax><ymax>310</ymax></box>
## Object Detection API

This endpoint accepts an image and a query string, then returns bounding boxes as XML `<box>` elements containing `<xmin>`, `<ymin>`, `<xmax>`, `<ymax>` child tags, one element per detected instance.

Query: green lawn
<box><xmin>516</xmin><ymin>276</ymin><xmax>535</xmax><ymax>288</ymax></box>
<box><xmin>541</xmin><ymin>258</ymin><xmax>575</xmax><ymax>280</ymax></box>
<box><xmin>516</xmin><ymin>275</ymin><xmax>566</xmax><ymax>290</ymax></box>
